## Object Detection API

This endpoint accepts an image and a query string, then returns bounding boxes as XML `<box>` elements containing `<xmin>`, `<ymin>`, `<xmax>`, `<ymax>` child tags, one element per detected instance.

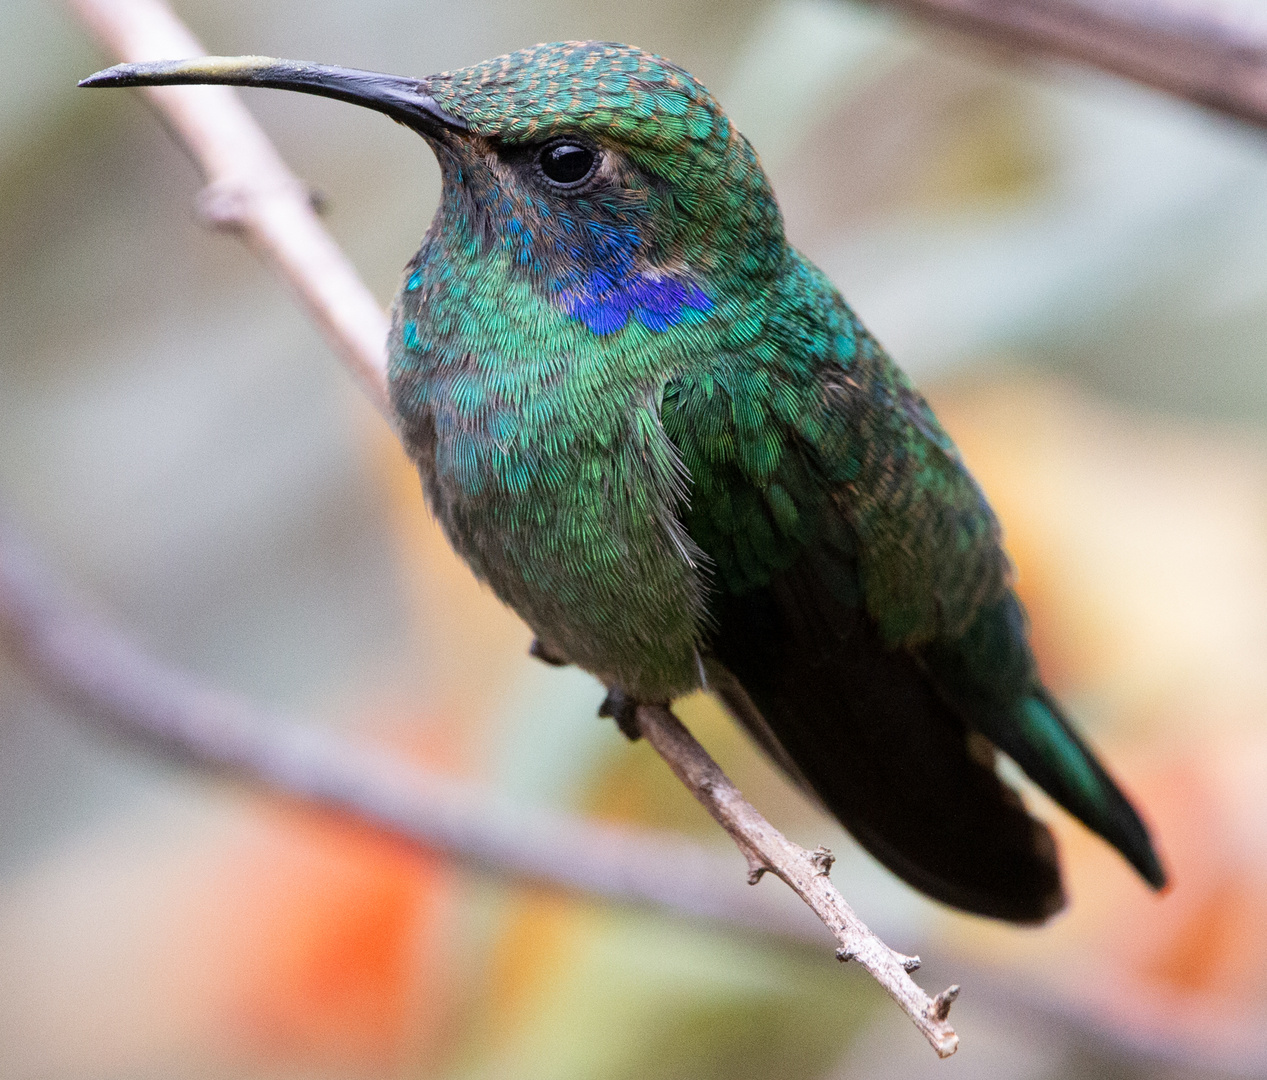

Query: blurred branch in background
<box><xmin>8</xmin><ymin>506</ymin><xmax>1264</xmax><ymax>1078</ymax></box>
<box><xmin>874</xmin><ymin>0</ymin><xmax>1267</xmax><ymax>128</ymax></box>
<box><xmin>0</xmin><ymin>517</ymin><xmax>818</xmax><ymax>945</ymax></box>
<box><xmin>67</xmin><ymin>0</ymin><xmax>963</xmax><ymax>1056</ymax></box>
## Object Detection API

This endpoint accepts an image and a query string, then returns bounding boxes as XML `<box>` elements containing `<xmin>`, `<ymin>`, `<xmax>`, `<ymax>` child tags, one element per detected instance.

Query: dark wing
<box><xmin>662</xmin><ymin>255</ymin><xmax>1162</xmax><ymax>921</ymax></box>
<box><xmin>701</xmin><ymin>543</ymin><xmax>1066</xmax><ymax>922</ymax></box>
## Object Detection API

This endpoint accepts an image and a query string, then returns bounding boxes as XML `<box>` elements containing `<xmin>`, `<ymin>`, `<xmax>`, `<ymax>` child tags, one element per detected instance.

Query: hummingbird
<box><xmin>82</xmin><ymin>41</ymin><xmax>1165</xmax><ymax>922</ymax></box>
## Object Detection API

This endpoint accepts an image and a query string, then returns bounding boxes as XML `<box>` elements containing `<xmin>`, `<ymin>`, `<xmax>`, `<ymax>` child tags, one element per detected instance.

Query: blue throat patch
<box><xmin>541</xmin><ymin>206</ymin><xmax>713</xmax><ymax>335</ymax></box>
<box><xmin>561</xmin><ymin>269</ymin><xmax>713</xmax><ymax>335</ymax></box>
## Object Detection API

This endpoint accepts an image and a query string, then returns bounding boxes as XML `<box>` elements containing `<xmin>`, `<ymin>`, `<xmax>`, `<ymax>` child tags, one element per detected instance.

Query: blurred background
<box><xmin>3</xmin><ymin>0</ymin><xmax>1267</xmax><ymax>1077</ymax></box>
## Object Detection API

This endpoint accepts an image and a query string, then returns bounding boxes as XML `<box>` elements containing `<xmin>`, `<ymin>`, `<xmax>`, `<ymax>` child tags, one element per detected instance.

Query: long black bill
<box><xmin>78</xmin><ymin>56</ymin><xmax>467</xmax><ymax>137</ymax></box>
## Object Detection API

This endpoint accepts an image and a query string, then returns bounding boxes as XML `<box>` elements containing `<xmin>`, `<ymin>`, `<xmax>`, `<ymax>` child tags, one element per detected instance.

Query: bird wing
<box><xmin>661</xmin><ymin>254</ymin><xmax>1162</xmax><ymax>921</ymax></box>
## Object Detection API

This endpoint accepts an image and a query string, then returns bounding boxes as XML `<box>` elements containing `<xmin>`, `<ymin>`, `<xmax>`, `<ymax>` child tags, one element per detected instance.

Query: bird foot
<box><xmin>598</xmin><ymin>688</ymin><xmax>642</xmax><ymax>741</ymax></box>
<box><xmin>529</xmin><ymin>638</ymin><xmax>569</xmax><ymax>667</ymax></box>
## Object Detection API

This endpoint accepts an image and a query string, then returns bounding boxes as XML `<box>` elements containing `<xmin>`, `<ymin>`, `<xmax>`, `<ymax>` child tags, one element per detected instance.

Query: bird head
<box><xmin>81</xmin><ymin>42</ymin><xmax>786</xmax><ymax>337</ymax></box>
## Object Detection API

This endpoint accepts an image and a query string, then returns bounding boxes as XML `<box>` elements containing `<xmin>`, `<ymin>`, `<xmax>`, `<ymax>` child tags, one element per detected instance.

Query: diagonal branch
<box><xmin>637</xmin><ymin>704</ymin><xmax>958</xmax><ymax>1053</ymax></box>
<box><xmin>0</xmin><ymin>512</ymin><xmax>961</xmax><ymax>1051</ymax></box>
<box><xmin>0</xmin><ymin>495</ymin><xmax>957</xmax><ymax>1053</ymax></box>
<box><xmin>63</xmin><ymin>0</ymin><xmax>967</xmax><ymax>1055</ymax></box>
<box><xmin>872</xmin><ymin>0</ymin><xmax>1267</xmax><ymax>128</ymax></box>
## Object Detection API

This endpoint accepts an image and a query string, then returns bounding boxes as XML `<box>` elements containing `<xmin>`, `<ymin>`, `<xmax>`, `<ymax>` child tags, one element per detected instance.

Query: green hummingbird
<box><xmin>82</xmin><ymin>41</ymin><xmax>1166</xmax><ymax>922</ymax></box>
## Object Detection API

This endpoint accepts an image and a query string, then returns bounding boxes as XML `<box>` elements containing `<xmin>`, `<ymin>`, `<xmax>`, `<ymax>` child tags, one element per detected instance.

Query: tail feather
<box><xmin>922</xmin><ymin>592</ymin><xmax>1167</xmax><ymax>891</ymax></box>
<box><xmin>980</xmin><ymin>688</ymin><xmax>1167</xmax><ymax>890</ymax></box>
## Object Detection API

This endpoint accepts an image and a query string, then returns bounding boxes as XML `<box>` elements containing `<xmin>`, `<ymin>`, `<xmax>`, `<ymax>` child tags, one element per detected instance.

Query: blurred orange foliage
<box><xmin>216</xmin><ymin>799</ymin><xmax>456</xmax><ymax>1071</ymax></box>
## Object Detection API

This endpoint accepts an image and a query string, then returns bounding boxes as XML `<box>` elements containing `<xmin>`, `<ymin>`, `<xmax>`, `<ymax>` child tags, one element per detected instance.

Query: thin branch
<box><xmin>873</xmin><ymin>0</ymin><xmax>1267</xmax><ymax>128</ymax></box>
<box><xmin>61</xmin><ymin>0</ymin><xmax>971</xmax><ymax>1054</ymax></box>
<box><xmin>637</xmin><ymin>705</ymin><xmax>958</xmax><ymax>1054</ymax></box>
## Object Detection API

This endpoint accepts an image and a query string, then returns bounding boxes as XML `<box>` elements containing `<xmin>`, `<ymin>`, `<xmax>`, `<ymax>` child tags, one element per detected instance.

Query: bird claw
<box><xmin>598</xmin><ymin>688</ymin><xmax>641</xmax><ymax>741</ymax></box>
<box><xmin>529</xmin><ymin>638</ymin><xmax>569</xmax><ymax>666</ymax></box>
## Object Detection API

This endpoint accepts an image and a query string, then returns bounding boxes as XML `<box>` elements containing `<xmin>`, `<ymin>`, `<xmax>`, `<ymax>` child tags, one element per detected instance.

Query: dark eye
<box><xmin>538</xmin><ymin>141</ymin><xmax>597</xmax><ymax>187</ymax></box>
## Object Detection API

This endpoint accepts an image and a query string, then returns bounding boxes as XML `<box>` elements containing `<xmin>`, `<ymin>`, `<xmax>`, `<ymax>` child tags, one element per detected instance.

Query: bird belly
<box><xmin>410</xmin><ymin>413</ymin><xmax>707</xmax><ymax>702</ymax></box>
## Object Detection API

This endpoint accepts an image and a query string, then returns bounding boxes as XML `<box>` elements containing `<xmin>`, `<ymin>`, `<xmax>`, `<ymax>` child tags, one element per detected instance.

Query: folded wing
<box><xmin>662</xmin><ymin>259</ymin><xmax>1163</xmax><ymax>920</ymax></box>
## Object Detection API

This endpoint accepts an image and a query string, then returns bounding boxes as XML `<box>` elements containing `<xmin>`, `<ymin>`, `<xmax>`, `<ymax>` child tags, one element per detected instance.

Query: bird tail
<box><xmin>705</xmin><ymin>552</ymin><xmax>1070</xmax><ymax>923</ymax></box>
<box><xmin>973</xmin><ymin>687</ymin><xmax>1167</xmax><ymax>891</ymax></box>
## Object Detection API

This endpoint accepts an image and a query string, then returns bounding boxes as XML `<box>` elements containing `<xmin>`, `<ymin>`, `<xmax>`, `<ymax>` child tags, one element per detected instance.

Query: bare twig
<box><xmin>69</xmin><ymin>0</ymin><xmax>964</xmax><ymax>1054</ymax></box>
<box><xmin>873</xmin><ymin>0</ymin><xmax>1267</xmax><ymax>128</ymax></box>
<box><xmin>637</xmin><ymin>704</ymin><xmax>958</xmax><ymax>1055</ymax></box>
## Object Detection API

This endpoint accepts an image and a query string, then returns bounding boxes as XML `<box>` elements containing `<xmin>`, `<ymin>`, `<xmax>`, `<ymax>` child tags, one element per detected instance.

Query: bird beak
<box><xmin>78</xmin><ymin>55</ymin><xmax>467</xmax><ymax>138</ymax></box>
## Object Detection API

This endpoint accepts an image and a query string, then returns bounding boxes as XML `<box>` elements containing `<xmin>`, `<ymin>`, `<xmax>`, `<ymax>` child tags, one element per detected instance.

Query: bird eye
<box><xmin>538</xmin><ymin>141</ymin><xmax>597</xmax><ymax>187</ymax></box>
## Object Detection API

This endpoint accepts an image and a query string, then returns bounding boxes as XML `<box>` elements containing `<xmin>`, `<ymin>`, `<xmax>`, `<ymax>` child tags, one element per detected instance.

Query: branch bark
<box><xmin>873</xmin><ymin>0</ymin><xmax>1267</xmax><ymax>128</ymax></box>
<box><xmin>637</xmin><ymin>705</ymin><xmax>958</xmax><ymax>1054</ymax></box>
<box><xmin>43</xmin><ymin>0</ymin><xmax>1267</xmax><ymax>1064</ymax></box>
<box><xmin>76</xmin><ymin>0</ymin><xmax>1265</xmax><ymax>1061</ymax></box>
